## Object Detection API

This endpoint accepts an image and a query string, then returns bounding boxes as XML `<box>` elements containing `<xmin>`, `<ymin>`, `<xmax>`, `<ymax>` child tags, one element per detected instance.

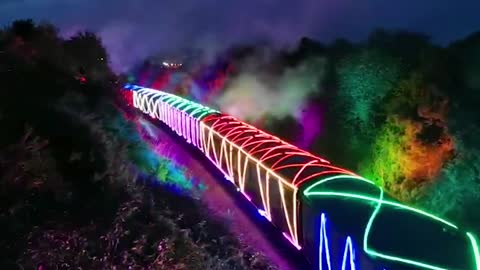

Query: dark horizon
<box><xmin>2</xmin><ymin>0</ymin><xmax>479</xmax><ymax>72</ymax></box>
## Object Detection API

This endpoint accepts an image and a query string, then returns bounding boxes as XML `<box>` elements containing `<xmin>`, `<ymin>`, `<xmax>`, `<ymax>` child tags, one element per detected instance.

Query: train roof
<box><xmin>202</xmin><ymin>113</ymin><xmax>357</xmax><ymax>188</ymax></box>
<box><xmin>124</xmin><ymin>84</ymin><xmax>219</xmax><ymax>120</ymax></box>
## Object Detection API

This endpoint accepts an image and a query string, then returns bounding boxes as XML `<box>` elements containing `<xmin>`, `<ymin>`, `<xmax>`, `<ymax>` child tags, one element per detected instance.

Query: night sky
<box><xmin>2</xmin><ymin>0</ymin><xmax>479</xmax><ymax>71</ymax></box>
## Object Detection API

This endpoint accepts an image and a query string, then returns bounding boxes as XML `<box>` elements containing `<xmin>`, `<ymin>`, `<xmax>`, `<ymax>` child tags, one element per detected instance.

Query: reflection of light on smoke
<box><xmin>215</xmin><ymin>58</ymin><xmax>325</xmax><ymax>125</ymax></box>
<box><xmin>295</xmin><ymin>101</ymin><xmax>323</xmax><ymax>149</ymax></box>
<box><xmin>138</xmin><ymin>118</ymin><xmax>158</xmax><ymax>138</ymax></box>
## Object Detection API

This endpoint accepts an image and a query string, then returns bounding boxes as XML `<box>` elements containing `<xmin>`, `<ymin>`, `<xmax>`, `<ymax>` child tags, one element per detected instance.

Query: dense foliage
<box><xmin>165</xmin><ymin>31</ymin><xmax>479</xmax><ymax>234</ymax></box>
<box><xmin>256</xmin><ymin>31</ymin><xmax>480</xmax><ymax>233</ymax></box>
<box><xmin>0</xmin><ymin>20</ymin><xmax>275</xmax><ymax>269</ymax></box>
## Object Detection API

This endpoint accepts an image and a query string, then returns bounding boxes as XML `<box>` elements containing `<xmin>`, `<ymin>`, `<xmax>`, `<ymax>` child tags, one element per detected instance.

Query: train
<box><xmin>122</xmin><ymin>84</ymin><xmax>480</xmax><ymax>270</ymax></box>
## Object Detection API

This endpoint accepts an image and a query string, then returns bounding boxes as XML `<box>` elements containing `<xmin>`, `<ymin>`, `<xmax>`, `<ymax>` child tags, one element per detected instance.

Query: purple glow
<box><xmin>295</xmin><ymin>101</ymin><xmax>323</xmax><ymax>149</ymax></box>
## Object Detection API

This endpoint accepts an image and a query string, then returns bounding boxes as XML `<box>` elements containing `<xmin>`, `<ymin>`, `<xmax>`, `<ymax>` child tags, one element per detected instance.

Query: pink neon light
<box><xmin>258</xmin><ymin>209</ymin><xmax>272</xmax><ymax>221</ymax></box>
<box><xmin>242</xmin><ymin>192</ymin><xmax>252</xmax><ymax>202</ymax></box>
<box><xmin>202</xmin><ymin>114</ymin><xmax>357</xmax><ymax>188</ymax></box>
<box><xmin>132</xmin><ymin>87</ymin><xmax>349</xmax><ymax>254</ymax></box>
<box><xmin>283</xmin><ymin>232</ymin><xmax>302</xmax><ymax>250</ymax></box>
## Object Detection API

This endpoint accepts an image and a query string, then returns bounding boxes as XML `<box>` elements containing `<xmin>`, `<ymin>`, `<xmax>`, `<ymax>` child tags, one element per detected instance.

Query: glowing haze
<box><xmin>215</xmin><ymin>57</ymin><xmax>326</xmax><ymax>123</ymax></box>
<box><xmin>1</xmin><ymin>0</ymin><xmax>480</xmax><ymax>72</ymax></box>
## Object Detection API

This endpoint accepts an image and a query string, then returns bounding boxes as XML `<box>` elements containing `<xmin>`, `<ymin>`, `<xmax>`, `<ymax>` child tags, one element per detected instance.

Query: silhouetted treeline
<box><xmin>0</xmin><ymin>20</ymin><xmax>276</xmax><ymax>270</ymax></box>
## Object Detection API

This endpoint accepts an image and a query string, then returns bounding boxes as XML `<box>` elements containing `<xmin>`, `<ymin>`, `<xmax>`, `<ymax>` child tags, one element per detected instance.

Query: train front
<box><xmin>298</xmin><ymin>174</ymin><xmax>480</xmax><ymax>270</ymax></box>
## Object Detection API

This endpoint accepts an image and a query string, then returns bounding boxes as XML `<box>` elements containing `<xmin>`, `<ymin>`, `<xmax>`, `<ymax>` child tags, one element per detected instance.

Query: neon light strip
<box><xmin>132</xmin><ymin>87</ymin><xmax>218</xmax><ymax>150</ymax></box>
<box><xmin>320</xmin><ymin>213</ymin><xmax>332</xmax><ymax>270</ymax></box>
<box><xmin>283</xmin><ymin>232</ymin><xmax>302</xmax><ymax>250</ymax></box>
<box><xmin>319</xmin><ymin>213</ymin><xmax>358</xmax><ymax>270</ymax></box>
<box><xmin>242</xmin><ymin>191</ymin><xmax>252</xmax><ymax>202</ymax></box>
<box><xmin>136</xmin><ymin>86</ymin><xmax>218</xmax><ymax>118</ymax></box>
<box><xmin>304</xmin><ymin>175</ymin><xmax>457</xmax><ymax>228</ymax></box>
<box><xmin>201</xmin><ymin>114</ymin><xmax>353</xmax><ymax>187</ymax></box>
<box><xmin>133</xmin><ymin>86</ymin><xmax>243</xmax><ymax>192</ymax></box>
<box><xmin>200</xmin><ymin>122</ymin><xmax>301</xmax><ymax>246</ymax></box>
<box><xmin>467</xmin><ymin>232</ymin><xmax>480</xmax><ymax>270</ymax></box>
<box><xmin>199</xmin><ymin>114</ymin><xmax>360</xmax><ymax>248</ymax></box>
<box><xmin>258</xmin><ymin>209</ymin><xmax>272</xmax><ymax>221</ymax></box>
<box><xmin>364</xmin><ymin>188</ymin><xmax>448</xmax><ymax>270</ymax></box>
<box><xmin>342</xmin><ymin>237</ymin><xmax>356</xmax><ymax>270</ymax></box>
<box><xmin>304</xmin><ymin>175</ymin><xmax>474</xmax><ymax>270</ymax></box>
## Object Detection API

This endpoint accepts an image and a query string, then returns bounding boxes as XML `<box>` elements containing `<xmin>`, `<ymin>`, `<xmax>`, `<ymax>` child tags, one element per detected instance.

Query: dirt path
<box><xmin>139</xmin><ymin>117</ymin><xmax>309</xmax><ymax>270</ymax></box>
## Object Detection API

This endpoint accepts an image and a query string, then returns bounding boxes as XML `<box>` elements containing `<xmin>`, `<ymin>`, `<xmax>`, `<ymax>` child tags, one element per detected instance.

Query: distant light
<box><xmin>162</xmin><ymin>61</ymin><xmax>182</xmax><ymax>68</ymax></box>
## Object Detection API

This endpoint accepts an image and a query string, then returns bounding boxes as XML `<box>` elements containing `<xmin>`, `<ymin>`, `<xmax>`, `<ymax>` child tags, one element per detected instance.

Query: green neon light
<box><xmin>305</xmin><ymin>191</ymin><xmax>456</xmax><ymax>270</ymax></box>
<box><xmin>302</xmin><ymin>175</ymin><xmax>480</xmax><ymax>270</ymax></box>
<box><xmin>468</xmin><ymin>232</ymin><xmax>480</xmax><ymax>270</ymax></box>
<box><xmin>303</xmin><ymin>175</ymin><xmax>376</xmax><ymax>188</ymax></box>
<box><xmin>137</xmin><ymin>87</ymin><xmax>218</xmax><ymax>120</ymax></box>
<box><xmin>158</xmin><ymin>93</ymin><xmax>218</xmax><ymax>120</ymax></box>
<box><xmin>303</xmin><ymin>175</ymin><xmax>378</xmax><ymax>198</ymax></box>
<box><xmin>363</xmin><ymin>186</ymin><xmax>383</xmax><ymax>251</ymax></box>
<box><xmin>363</xmin><ymin>188</ymin><xmax>449</xmax><ymax>270</ymax></box>
<box><xmin>303</xmin><ymin>176</ymin><xmax>457</xmax><ymax>228</ymax></box>
<box><xmin>134</xmin><ymin>85</ymin><xmax>478</xmax><ymax>269</ymax></box>
<box><xmin>304</xmin><ymin>191</ymin><xmax>457</xmax><ymax>229</ymax></box>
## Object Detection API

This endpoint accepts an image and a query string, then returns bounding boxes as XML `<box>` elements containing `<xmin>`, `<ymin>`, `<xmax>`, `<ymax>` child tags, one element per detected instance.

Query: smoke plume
<box><xmin>214</xmin><ymin>57</ymin><xmax>326</xmax><ymax>123</ymax></box>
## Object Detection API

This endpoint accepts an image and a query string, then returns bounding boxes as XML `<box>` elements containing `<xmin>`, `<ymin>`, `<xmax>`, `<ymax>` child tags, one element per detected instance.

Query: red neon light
<box><xmin>202</xmin><ymin>114</ymin><xmax>356</xmax><ymax>188</ymax></box>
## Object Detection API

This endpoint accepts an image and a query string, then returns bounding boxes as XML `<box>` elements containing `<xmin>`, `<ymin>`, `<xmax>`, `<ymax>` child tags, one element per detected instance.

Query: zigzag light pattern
<box><xmin>125</xmin><ymin>84</ymin><xmax>480</xmax><ymax>270</ymax></box>
<box><xmin>199</xmin><ymin>114</ymin><xmax>357</xmax><ymax>248</ymax></box>
<box><xmin>131</xmin><ymin>85</ymin><xmax>218</xmax><ymax>149</ymax></box>
<box><xmin>319</xmin><ymin>213</ymin><xmax>357</xmax><ymax>270</ymax></box>
<box><xmin>305</xmin><ymin>175</ymin><xmax>480</xmax><ymax>270</ymax></box>
<box><xmin>131</xmin><ymin>84</ymin><xmax>356</xmax><ymax>248</ymax></box>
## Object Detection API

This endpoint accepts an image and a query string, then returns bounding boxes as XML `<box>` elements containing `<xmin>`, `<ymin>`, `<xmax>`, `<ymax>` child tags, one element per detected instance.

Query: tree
<box><xmin>449</xmin><ymin>31</ymin><xmax>480</xmax><ymax>103</ymax></box>
<box><xmin>419</xmin><ymin>123</ymin><xmax>480</xmax><ymax>233</ymax></box>
<box><xmin>360</xmin><ymin>115</ymin><xmax>454</xmax><ymax>202</ymax></box>
<box><xmin>367</xmin><ymin>29</ymin><xmax>433</xmax><ymax>70</ymax></box>
<box><xmin>64</xmin><ymin>31</ymin><xmax>112</xmax><ymax>82</ymax></box>
<box><xmin>335</xmin><ymin>49</ymin><xmax>402</xmax><ymax>164</ymax></box>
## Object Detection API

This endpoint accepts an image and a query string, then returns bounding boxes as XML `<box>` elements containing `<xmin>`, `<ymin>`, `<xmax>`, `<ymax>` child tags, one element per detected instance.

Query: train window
<box><xmin>368</xmin><ymin>205</ymin><xmax>472</xmax><ymax>269</ymax></box>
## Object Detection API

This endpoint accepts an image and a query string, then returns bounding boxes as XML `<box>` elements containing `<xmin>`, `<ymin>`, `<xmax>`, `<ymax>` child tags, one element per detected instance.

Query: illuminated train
<box><xmin>122</xmin><ymin>84</ymin><xmax>479</xmax><ymax>270</ymax></box>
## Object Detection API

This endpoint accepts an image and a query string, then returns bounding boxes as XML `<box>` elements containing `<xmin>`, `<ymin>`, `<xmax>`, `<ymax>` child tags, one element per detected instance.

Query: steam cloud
<box><xmin>214</xmin><ymin>57</ymin><xmax>326</xmax><ymax>123</ymax></box>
